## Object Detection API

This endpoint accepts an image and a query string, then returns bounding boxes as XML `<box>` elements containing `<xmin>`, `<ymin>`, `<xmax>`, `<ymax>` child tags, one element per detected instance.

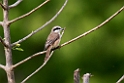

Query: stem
<box><xmin>21</xmin><ymin>51</ymin><xmax>54</xmax><ymax>83</ymax></box>
<box><xmin>0</xmin><ymin>22</ymin><xmax>3</xmax><ymax>26</ymax></box>
<box><xmin>9</xmin><ymin>0</ymin><xmax>50</xmax><ymax>24</ymax></box>
<box><xmin>3</xmin><ymin>0</ymin><xmax>15</xmax><ymax>83</ymax></box>
<box><xmin>0</xmin><ymin>36</ymin><xmax>8</xmax><ymax>47</ymax></box>
<box><xmin>116</xmin><ymin>75</ymin><xmax>124</xmax><ymax>83</ymax></box>
<box><xmin>61</xmin><ymin>6</ymin><xmax>124</xmax><ymax>47</ymax></box>
<box><xmin>13</xmin><ymin>51</ymin><xmax>46</xmax><ymax>68</ymax></box>
<box><xmin>9</xmin><ymin>0</ymin><xmax>23</xmax><ymax>9</ymax></box>
<box><xmin>0</xmin><ymin>64</ymin><xmax>5</xmax><ymax>70</ymax></box>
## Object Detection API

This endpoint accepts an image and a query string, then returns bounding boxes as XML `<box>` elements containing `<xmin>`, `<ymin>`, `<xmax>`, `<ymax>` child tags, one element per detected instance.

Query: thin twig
<box><xmin>0</xmin><ymin>64</ymin><xmax>5</xmax><ymax>70</ymax></box>
<box><xmin>9</xmin><ymin>0</ymin><xmax>50</xmax><ymax>24</ymax></box>
<box><xmin>74</xmin><ymin>68</ymin><xmax>80</xmax><ymax>83</ymax></box>
<box><xmin>21</xmin><ymin>51</ymin><xmax>54</xmax><ymax>83</ymax></box>
<box><xmin>0</xmin><ymin>22</ymin><xmax>3</xmax><ymax>26</ymax></box>
<box><xmin>60</xmin><ymin>6</ymin><xmax>124</xmax><ymax>47</ymax></box>
<box><xmin>11</xmin><ymin>0</ymin><xmax>68</xmax><ymax>47</ymax></box>
<box><xmin>9</xmin><ymin>0</ymin><xmax>23</xmax><ymax>9</ymax></box>
<box><xmin>0</xmin><ymin>36</ymin><xmax>8</xmax><ymax>47</ymax></box>
<box><xmin>116</xmin><ymin>75</ymin><xmax>124</xmax><ymax>83</ymax></box>
<box><xmin>12</xmin><ymin>51</ymin><xmax>46</xmax><ymax>68</ymax></box>
<box><xmin>0</xmin><ymin>2</ymin><xmax>6</xmax><ymax>10</ymax></box>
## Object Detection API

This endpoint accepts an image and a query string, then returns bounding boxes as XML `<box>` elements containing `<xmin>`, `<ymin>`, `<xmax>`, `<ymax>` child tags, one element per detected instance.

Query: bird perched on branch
<box><xmin>44</xmin><ymin>26</ymin><xmax>64</xmax><ymax>61</ymax></box>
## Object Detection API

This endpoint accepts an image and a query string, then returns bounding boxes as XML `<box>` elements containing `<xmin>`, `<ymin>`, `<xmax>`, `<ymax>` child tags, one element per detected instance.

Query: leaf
<box><xmin>14</xmin><ymin>48</ymin><xmax>24</xmax><ymax>51</ymax></box>
<box><xmin>15</xmin><ymin>44</ymin><xmax>21</xmax><ymax>47</ymax></box>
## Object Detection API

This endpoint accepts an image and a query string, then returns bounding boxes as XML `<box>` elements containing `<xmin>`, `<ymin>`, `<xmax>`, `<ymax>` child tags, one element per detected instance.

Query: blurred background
<box><xmin>0</xmin><ymin>0</ymin><xmax>124</xmax><ymax>83</ymax></box>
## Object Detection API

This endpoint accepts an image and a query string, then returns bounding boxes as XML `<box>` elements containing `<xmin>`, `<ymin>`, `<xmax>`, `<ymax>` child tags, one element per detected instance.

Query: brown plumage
<box><xmin>44</xmin><ymin>26</ymin><xmax>63</xmax><ymax>61</ymax></box>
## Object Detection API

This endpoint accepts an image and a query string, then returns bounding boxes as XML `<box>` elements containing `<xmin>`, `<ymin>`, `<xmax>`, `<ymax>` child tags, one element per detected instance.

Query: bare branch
<box><xmin>74</xmin><ymin>68</ymin><xmax>80</xmax><ymax>83</ymax></box>
<box><xmin>0</xmin><ymin>2</ymin><xmax>6</xmax><ymax>10</ymax></box>
<box><xmin>9</xmin><ymin>0</ymin><xmax>23</xmax><ymax>9</ymax></box>
<box><xmin>60</xmin><ymin>6</ymin><xmax>124</xmax><ymax>47</ymax></box>
<box><xmin>9</xmin><ymin>0</ymin><xmax>50</xmax><ymax>24</ymax></box>
<box><xmin>0</xmin><ymin>36</ymin><xmax>8</xmax><ymax>47</ymax></box>
<box><xmin>116</xmin><ymin>75</ymin><xmax>124</xmax><ymax>83</ymax></box>
<box><xmin>21</xmin><ymin>51</ymin><xmax>54</xmax><ymax>83</ymax></box>
<box><xmin>13</xmin><ymin>51</ymin><xmax>46</xmax><ymax>68</ymax></box>
<box><xmin>11</xmin><ymin>0</ymin><xmax>68</xmax><ymax>47</ymax></box>
<box><xmin>0</xmin><ymin>64</ymin><xmax>5</xmax><ymax>70</ymax></box>
<box><xmin>0</xmin><ymin>22</ymin><xmax>3</xmax><ymax>26</ymax></box>
<box><xmin>82</xmin><ymin>73</ymin><xmax>92</xmax><ymax>83</ymax></box>
<box><xmin>11</xmin><ymin>31</ymin><xmax>34</xmax><ymax>47</ymax></box>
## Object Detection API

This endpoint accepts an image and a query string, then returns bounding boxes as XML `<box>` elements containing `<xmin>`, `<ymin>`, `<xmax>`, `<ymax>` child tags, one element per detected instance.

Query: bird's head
<box><xmin>51</xmin><ymin>26</ymin><xmax>64</xmax><ymax>33</ymax></box>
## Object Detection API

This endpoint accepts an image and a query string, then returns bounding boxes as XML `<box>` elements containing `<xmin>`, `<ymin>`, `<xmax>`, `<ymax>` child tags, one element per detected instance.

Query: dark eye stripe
<box><xmin>53</xmin><ymin>27</ymin><xmax>60</xmax><ymax>31</ymax></box>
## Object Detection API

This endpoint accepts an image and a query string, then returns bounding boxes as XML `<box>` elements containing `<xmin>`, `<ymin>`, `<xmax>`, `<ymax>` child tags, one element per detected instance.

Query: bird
<box><xmin>44</xmin><ymin>26</ymin><xmax>64</xmax><ymax>61</ymax></box>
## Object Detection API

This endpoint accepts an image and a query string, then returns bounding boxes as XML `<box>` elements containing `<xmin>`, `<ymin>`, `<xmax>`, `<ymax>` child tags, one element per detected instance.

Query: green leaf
<box><xmin>15</xmin><ymin>44</ymin><xmax>21</xmax><ymax>47</ymax></box>
<box><xmin>14</xmin><ymin>48</ymin><xmax>24</xmax><ymax>51</ymax></box>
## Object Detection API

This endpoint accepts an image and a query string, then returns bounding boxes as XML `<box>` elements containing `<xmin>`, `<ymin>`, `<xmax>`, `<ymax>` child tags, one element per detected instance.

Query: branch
<box><xmin>82</xmin><ymin>73</ymin><xmax>92</xmax><ymax>83</ymax></box>
<box><xmin>9</xmin><ymin>0</ymin><xmax>50</xmax><ymax>24</ymax></box>
<box><xmin>3</xmin><ymin>0</ymin><xmax>15</xmax><ymax>82</ymax></box>
<box><xmin>0</xmin><ymin>2</ymin><xmax>6</xmax><ymax>10</ymax></box>
<box><xmin>11</xmin><ymin>0</ymin><xmax>68</xmax><ymax>47</ymax></box>
<box><xmin>12</xmin><ymin>51</ymin><xmax>46</xmax><ymax>68</ymax></box>
<box><xmin>0</xmin><ymin>22</ymin><xmax>3</xmax><ymax>26</ymax></box>
<box><xmin>116</xmin><ymin>75</ymin><xmax>124</xmax><ymax>83</ymax></box>
<box><xmin>0</xmin><ymin>36</ymin><xmax>8</xmax><ymax>47</ymax></box>
<box><xmin>0</xmin><ymin>64</ymin><xmax>5</xmax><ymax>70</ymax></box>
<box><xmin>9</xmin><ymin>0</ymin><xmax>23</xmax><ymax>9</ymax></box>
<box><xmin>60</xmin><ymin>6</ymin><xmax>124</xmax><ymax>47</ymax></box>
<box><xmin>74</xmin><ymin>68</ymin><xmax>80</xmax><ymax>83</ymax></box>
<box><xmin>21</xmin><ymin>51</ymin><xmax>54</xmax><ymax>83</ymax></box>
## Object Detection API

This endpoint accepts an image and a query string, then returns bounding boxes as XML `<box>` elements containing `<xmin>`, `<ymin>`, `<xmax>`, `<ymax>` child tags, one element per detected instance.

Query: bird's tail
<box><xmin>44</xmin><ymin>46</ymin><xmax>52</xmax><ymax>62</ymax></box>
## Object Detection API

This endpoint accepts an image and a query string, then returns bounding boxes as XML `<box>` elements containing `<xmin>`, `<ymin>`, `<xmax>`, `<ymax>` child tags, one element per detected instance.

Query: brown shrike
<box><xmin>44</xmin><ymin>26</ymin><xmax>63</xmax><ymax>61</ymax></box>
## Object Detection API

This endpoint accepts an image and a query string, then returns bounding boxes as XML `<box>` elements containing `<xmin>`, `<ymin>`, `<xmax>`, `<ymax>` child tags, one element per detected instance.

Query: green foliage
<box><xmin>0</xmin><ymin>0</ymin><xmax>124</xmax><ymax>83</ymax></box>
<box><xmin>12</xmin><ymin>44</ymin><xmax>24</xmax><ymax>51</ymax></box>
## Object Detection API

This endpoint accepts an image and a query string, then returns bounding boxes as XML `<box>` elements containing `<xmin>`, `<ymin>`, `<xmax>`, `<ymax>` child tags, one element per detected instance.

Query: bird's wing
<box><xmin>44</xmin><ymin>45</ymin><xmax>52</xmax><ymax>62</ymax></box>
<box><xmin>44</xmin><ymin>33</ymin><xmax>60</xmax><ymax>50</ymax></box>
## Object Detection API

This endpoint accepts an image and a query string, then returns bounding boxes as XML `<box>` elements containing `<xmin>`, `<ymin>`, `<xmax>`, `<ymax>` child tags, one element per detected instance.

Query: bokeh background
<box><xmin>0</xmin><ymin>0</ymin><xmax>124</xmax><ymax>83</ymax></box>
